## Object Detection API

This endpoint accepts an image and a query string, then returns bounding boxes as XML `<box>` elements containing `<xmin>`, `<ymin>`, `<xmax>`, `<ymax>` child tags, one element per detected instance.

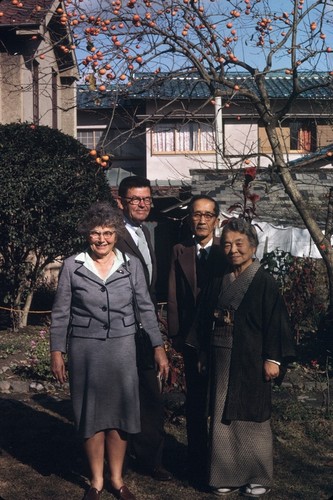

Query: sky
<box><xmin>71</xmin><ymin>0</ymin><xmax>333</xmax><ymax>78</ymax></box>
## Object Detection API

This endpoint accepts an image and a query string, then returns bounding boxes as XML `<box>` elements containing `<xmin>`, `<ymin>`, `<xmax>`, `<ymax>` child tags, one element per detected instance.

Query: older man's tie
<box><xmin>135</xmin><ymin>226</ymin><xmax>153</xmax><ymax>284</ymax></box>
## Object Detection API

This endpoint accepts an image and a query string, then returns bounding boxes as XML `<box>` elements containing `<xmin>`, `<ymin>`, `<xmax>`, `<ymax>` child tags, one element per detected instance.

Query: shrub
<box><xmin>261</xmin><ymin>250</ymin><xmax>326</xmax><ymax>342</ymax></box>
<box><xmin>0</xmin><ymin>122</ymin><xmax>114</xmax><ymax>330</ymax></box>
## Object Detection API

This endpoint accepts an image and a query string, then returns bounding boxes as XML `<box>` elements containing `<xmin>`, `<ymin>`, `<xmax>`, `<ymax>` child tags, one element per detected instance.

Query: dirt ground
<box><xmin>0</xmin><ymin>330</ymin><xmax>333</xmax><ymax>500</ymax></box>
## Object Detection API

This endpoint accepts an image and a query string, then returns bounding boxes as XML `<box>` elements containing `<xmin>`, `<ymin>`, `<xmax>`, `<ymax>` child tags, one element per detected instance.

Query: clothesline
<box><xmin>217</xmin><ymin>216</ymin><xmax>331</xmax><ymax>260</ymax></box>
<box><xmin>255</xmin><ymin>221</ymin><xmax>326</xmax><ymax>260</ymax></box>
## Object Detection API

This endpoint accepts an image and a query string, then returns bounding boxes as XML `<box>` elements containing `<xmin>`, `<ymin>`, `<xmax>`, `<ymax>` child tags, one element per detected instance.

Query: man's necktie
<box><xmin>135</xmin><ymin>226</ymin><xmax>153</xmax><ymax>284</ymax></box>
<box><xmin>199</xmin><ymin>248</ymin><xmax>207</xmax><ymax>261</ymax></box>
<box><xmin>197</xmin><ymin>248</ymin><xmax>208</xmax><ymax>289</ymax></box>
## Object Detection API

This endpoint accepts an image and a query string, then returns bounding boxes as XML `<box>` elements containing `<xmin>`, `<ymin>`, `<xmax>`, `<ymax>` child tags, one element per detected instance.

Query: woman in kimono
<box><xmin>198</xmin><ymin>218</ymin><xmax>295</xmax><ymax>497</ymax></box>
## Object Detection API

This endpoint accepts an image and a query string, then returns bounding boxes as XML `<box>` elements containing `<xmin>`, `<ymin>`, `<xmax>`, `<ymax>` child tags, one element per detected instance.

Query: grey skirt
<box><xmin>68</xmin><ymin>334</ymin><xmax>140</xmax><ymax>439</ymax></box>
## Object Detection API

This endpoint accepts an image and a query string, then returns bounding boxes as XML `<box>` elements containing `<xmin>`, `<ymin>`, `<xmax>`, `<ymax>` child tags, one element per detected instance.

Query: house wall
<box><xmin>36</xmin><ymin>54</ymin><xmax>55</xmax><ymax>127</ymax></box>
<box><xmin>0</xmin><ymin>53</ymin><xmax>25</xmax><ymax>123</ymax></box>
<box><xmin>146</xmin><ymin>127</ymin><xmax>216</xmax><ymax>180</ymax></box>
<box><xmin>59</xmin><ymin>74</ymin><xmax>77</xmax><ymax>137</ymax></box>
<box><xmin>0</xmin><ymin>33</ymin><xmax>77</xmax><ymax>137</ymax></box>
<box><xmin>76</xmin><ymin>94</ymin><xmax>333</xmax><ymax>181</ymax></box>
<box><xmin>145</xmin><ymin>118</ymin><xmax>307</xmax><ymax>179</ymax></box>
<box><xmin>145</xmin><ymin>99</ymin><xmax>217</xmax><ymax>179</ymax></box>
<box><xmin>144</xmin><ymin>97</ymin><xmax>319</xmax><ymax>179</ymax></box>
<box><xmin>31</xmin><ymin>32</ymin><xmax>77</xmax><ymax>136</ymax></box>
<box><xmin>224</xmin><ymin>120</ymin><xmax>258</xmax><ymax>156</ymax></box>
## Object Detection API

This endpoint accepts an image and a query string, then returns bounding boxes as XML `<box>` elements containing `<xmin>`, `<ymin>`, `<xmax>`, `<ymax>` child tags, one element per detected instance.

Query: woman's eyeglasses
<box><xmin>89</xmin><ymin>230</ymin><xmax>115</xmax><ymax>240</ymax></box>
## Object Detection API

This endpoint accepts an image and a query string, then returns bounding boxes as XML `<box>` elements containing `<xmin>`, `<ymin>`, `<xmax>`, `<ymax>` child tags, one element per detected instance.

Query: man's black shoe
<box><xmin>151</xmin><ymin>466</ymin><xmax>172</xmax><ymax>481</ymax></box>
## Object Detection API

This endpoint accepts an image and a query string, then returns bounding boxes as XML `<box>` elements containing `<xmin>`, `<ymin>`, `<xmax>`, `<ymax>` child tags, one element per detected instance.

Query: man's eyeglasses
<box><xmin>89</xmin><ymin>230</ymin><xmax>115</xmax><ymax>240</ymax></box>
<box><xmin>191</xmin><ymin>212</ymin><xmax>217</xmax><ymax>221</ymax></box>
<box><xmin>123</xmin><ymin>196</ymin><xmax>153</xmax><ymax>205</ymax></box>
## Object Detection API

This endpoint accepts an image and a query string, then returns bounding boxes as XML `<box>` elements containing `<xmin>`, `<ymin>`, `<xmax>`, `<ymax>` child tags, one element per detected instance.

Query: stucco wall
<box><xmin>0</xmin><ymin>53</ymin><xmax>25</xmax><ymax>123</ymax></box>
<box><xmin>0</xmin><ymin>34</ymin><xmax>77</xmax><ymax>137</ymax></box>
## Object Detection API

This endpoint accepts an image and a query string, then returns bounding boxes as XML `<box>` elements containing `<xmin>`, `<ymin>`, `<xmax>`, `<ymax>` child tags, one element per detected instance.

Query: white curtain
<box><xmin>178</xmin><ymin>123</ymin><xmax>193</xmax><ymax>150</ymax></box>
<box><xmin>152</xmin><ymin>124</ymin><xmax>175</xmax><ymax>152</ymax></box>
<box><xmin>200</xmin><ymin>123</ymin><xmax>215</xmax><ymax>151</ymax></box>
<box><xmin>152</xmin><ymin>122</ymin><xmax>215</xmax><ymax>152</ymax></box>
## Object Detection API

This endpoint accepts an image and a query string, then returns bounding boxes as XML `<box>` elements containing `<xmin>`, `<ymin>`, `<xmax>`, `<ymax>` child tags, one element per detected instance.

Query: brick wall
<box><xmin>190</xmin><ymin>168</ymin><xmax>333</xmax><ymax>228</ymax></box>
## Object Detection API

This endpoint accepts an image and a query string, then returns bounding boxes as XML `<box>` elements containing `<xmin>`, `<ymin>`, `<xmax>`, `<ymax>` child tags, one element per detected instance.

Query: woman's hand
<box><xmin>263</xmin><ymin>360</ymin><xmax>280</xmax><ymax>382</ymax></box>
<box><xmin>51</xmin><ymin>351</ymin><xmax>67</xmax><ymax>384</ymax></box>
<box><xmin>154</xmin><ymin>346</ymin><xmax>169</xmax><ymax>381</ymax></box>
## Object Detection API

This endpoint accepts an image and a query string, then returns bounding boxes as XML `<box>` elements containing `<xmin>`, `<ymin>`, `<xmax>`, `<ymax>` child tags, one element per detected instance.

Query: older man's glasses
<box><xmin>89</xmin><ymin>230</ymin><xmax>115</xmax><ymax>240</ymax></box>
<box><xmin>192</xmin><ymin>212</ymin><xmax>216</xmax><ymax>221</ymax></box>
<box><xmin>123</xmin><ymin>196</ymin><xmax>153</xmax><ymax>205</ymax></box>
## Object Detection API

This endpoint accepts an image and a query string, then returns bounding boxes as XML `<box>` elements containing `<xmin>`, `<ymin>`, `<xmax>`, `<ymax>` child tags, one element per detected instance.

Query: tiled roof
<box><xmin>289</xmin><ymin>142</ymin><xmax>333</xmax><ymax>169</ymax></box>
<box><xmin>260</xmin><ymin>73</ymin><xmax>333</xmax><ymax>99</ymax></box>
<box><xmin>0</xmin><ymin>0</ymin><xmax>54</xmax><ymax>27</ymax></box>
<box><xmin>77</xmin><ymin>86</ymin><xmax>119</xmax><ymax>109</ymax></box>
<box><xmin>128</xmin><ymin>76</ymin><xmax>212</xmax><ymax>100</ymax></box>
<box><xmin>129</xmin><ymin>72</ymin><xmax>333</xmax><ymax>100</ymax></box>
<box><xmin>77</xmin><ymin>72</ymin><xmax>333</xmax><ymax>109</ymax></box>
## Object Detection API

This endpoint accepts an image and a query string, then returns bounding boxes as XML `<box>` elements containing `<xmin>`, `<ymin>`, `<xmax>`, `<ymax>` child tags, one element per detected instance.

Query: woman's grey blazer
<box><xmin>50</xmin><ymin>252</ymin><xmax>163</xmax><ymax>353</ymax></box>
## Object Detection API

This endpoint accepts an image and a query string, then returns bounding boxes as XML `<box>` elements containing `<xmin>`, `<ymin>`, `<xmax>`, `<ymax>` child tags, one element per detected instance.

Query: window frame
<box><xmin>289</xmin><ymin>120</ymin><xmax>317</xmax><ymax>153</ymax></box>
<box><xmin>77</xmin><ymin>127</ymin><xmax>106</xmax><ymax>150</ymax></box>
<box><xmin>259</xmin><ymin>119</ymin><xmax>317</xmax><ymax>154</ymax></box>
<box><xmin>150</xmin><ymin>120</ymin><xmax>216</xmax><ymax>155</ymax></box>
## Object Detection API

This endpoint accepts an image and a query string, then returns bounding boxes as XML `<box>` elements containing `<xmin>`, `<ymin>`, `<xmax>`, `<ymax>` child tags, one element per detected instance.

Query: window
<box><xmin>104</xmin><ymin>128</ymin><xmax>146</xmax><ymax>158</ymax></box>
<box><xmin>151</xmin><ymin>121</ymin><xmax>215</xmax><ymax>154</ymax></box>
<box><xmin>290</xmin><ymin>120</ymin><xmax>316</xmax><ymax>152</ymax></box>
<box><xmin>259</xmin><ymin>120</ymin><xmax>317</xmax><ymax>154</ymax></box>
<box><xmin>77</xmin><ymin>129</ymin><xmax>105</xmax><ymax>150</ymax></box>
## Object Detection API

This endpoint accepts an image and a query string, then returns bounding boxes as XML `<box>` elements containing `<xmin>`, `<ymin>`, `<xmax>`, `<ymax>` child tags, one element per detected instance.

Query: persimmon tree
<box><xmin>0</xmin><ymin>123</ymin><xmax>113</xmax><ymax>330</ymax></box>
<box><xmin>59</xmin><ymin>0</ymin><xmax>333</xmax><ymax>334</ymax></box>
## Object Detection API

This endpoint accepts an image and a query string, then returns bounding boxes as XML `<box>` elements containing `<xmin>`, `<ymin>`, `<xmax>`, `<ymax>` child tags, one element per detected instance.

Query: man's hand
<box><xmin>51</xmin><ymin>351</ymin><xmax>67</xmax><ymax>384</ymax></box>
<box><xmin>263</xmin><ymin>360</ymin><xmax>280</xmax><ymax>382</ymax></box>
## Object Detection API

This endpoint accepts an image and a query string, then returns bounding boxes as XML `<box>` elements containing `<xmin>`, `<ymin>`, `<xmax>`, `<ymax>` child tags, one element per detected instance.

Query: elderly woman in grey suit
<box><xmin>50</xmin><ymin>202</ymin><xmax>168</xmax><ymax>500</ymax></box>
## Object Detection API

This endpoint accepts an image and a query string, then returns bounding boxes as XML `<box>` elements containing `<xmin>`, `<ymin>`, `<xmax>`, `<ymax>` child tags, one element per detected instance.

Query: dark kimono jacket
<box><xmin>199</xmin><ymin>266</ymin><xmax>296</xmax><ymax>422</ymax></box>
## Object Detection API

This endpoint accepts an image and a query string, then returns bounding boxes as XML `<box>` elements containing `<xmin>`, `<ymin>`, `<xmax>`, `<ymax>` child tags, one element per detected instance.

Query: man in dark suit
<box><xmin>116</xmin><ymin>176</ymin><xmax>171</xmax><ymax>482</ymax></box>
<box><xmin>168</xmin><ymin>194</ymin><xmax>226</xmax><ymax>487</ymax></box>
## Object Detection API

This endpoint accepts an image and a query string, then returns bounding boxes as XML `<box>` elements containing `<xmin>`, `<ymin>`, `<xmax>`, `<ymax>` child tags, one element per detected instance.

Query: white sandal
<box><xmin>242</xmin><ymin>484</ymin><xmax>271</xmax><ymax>497</ymax></box>
<box><xmin>212</xmin><ymin>487</ymin><xmax>239</xmax><ymax>496</ymax></box>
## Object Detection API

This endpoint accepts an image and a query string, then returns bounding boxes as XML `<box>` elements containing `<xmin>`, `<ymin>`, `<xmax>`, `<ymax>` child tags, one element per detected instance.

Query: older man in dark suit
<box><xmin>116</xmin><ymin>176</ymin><xmax>171</xmax><ymax>482</ymax></box>
<box><xmin>168</xmin><ymin>194</ymin><xmax>227</xmax><ymax>487</ymax></box>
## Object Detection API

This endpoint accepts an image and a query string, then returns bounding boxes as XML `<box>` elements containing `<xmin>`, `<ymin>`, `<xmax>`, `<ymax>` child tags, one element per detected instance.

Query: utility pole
<box><xmin>214</xmin><ymin>94</ymin><xmax>223</xmax><ymax>169</ymax></box>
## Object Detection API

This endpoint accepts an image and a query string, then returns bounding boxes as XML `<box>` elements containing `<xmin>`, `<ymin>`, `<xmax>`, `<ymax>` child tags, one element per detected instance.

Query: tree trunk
<box><xmin>266</xmin><ymin>124</ymin><xmax>333</xmax><ymax>318</ymax></box>
<box><xmin>19</xmin><ymin>291</ymin><xmax>34</xmax><ymax>329</ymax></box>
<box><xmin>10</xmin><ymin>290</ymin><xmax>35</xmax><ymax>331</ymax></box>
